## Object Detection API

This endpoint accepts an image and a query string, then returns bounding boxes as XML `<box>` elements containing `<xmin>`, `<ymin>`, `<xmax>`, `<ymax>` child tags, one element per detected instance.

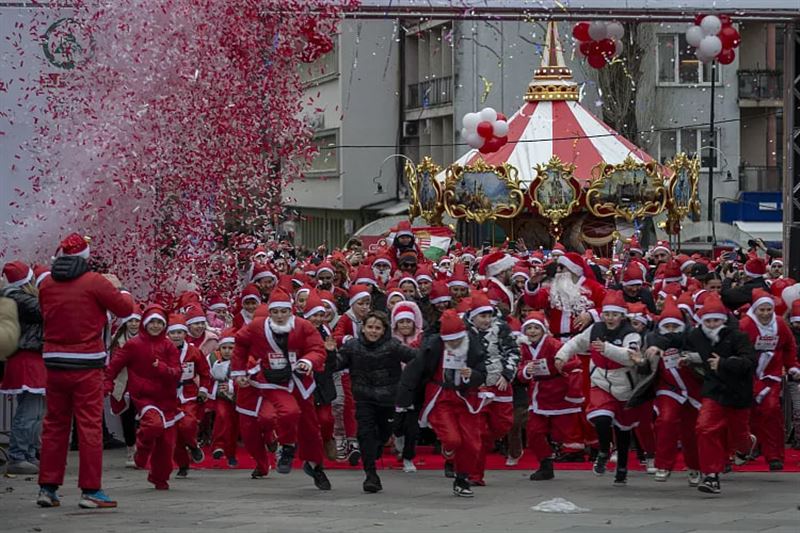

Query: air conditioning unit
<box><xmin>402</xmin><ymin>120</ymin><xmax>419</xmax><ymax>138</ymax></box>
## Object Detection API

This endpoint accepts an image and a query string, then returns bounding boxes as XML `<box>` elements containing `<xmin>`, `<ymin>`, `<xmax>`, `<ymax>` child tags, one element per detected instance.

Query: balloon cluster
<box><xmin>460</xmin><ymin>107</ymin><xmax>509</xmax><ymax>154</ymax></box>
<box><xmin>685</xmin><ymin>14</ymin><xmax>740</xmax><ymax>65</ymax></box>
<box><xmin>572</xmin><ymin>21</ymin><xmax>624</xmax><ymax>69</ymax></box>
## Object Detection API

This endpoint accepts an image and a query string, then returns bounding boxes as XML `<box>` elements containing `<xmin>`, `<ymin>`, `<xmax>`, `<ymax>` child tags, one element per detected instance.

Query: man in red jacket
<box><xmin>36</xmin><ymin>233</ymin><xmax>133</xmax><ymax>509</ymax></box>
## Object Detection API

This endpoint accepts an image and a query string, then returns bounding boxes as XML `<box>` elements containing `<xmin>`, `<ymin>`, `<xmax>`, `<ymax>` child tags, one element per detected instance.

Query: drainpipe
<box><xmin>396</xmin><ymin>17</ymin><xmax>406</xmax><ymax>202</ymax></box>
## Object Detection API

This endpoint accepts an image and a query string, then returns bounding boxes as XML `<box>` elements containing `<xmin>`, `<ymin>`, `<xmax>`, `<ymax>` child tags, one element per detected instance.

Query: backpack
<box><xmin>0</xmin><ymin>296</ymin><xmax>21</xmax><ymax>361</ymax></box>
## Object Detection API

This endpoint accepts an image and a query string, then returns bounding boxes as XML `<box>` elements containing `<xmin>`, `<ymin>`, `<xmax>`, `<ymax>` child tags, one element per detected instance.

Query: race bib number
<box><xmin>754</xmin><ymin>336</ymin><xmax>778</xmax><ymax>351</ymax></box>
<box><xmin>288</xmin><ymin>351</ymin><xmax>298</xmax><ymax>365</ymax></box>
<box><xmin>662</xmin><ymin>349</ymin><xmax>681</xmax><ymax>370</ymax></box>
<box><xmin>181</xmin><ymin>362</ymin><xmax>195</xmax><ymax>381</ymax></box>
<box><xmin>268</xmin><ymin>352</ymin><xmax>288</xmax><ymax>370</ymax></box>
<box><xmin>530</xmin><ymin>358</ymin><xmax>550</xmax><ymax>377</ymax></box>
<box><xmin>443</xmin><ymin>351</ymin><xmax>467</xmax><ymax>370</ymax></box>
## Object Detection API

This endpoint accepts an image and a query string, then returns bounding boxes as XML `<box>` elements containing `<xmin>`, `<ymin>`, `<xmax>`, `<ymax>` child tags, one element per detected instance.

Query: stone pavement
<box><xmin>1</xmin><ymin>450</ymin><xmax>799</xmax><ymax>533</ymax></box>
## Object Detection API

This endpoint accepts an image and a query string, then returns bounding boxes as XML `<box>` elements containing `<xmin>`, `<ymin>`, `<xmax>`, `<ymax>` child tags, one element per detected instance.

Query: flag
<box><xmin>413</xmin><ymin>226</ymin><xmax>453</xmax><ymax>260</ymax></box>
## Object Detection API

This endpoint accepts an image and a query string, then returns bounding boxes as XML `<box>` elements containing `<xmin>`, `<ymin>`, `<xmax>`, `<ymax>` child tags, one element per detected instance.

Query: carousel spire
<box><xmin>525</xmin><ymin>21</ymin><xmax>579</xmax><ymax>102</ymax></box>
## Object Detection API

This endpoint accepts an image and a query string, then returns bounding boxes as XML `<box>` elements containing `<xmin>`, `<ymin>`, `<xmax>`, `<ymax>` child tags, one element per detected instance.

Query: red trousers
<box><xmin>295</xmin><ymin>393</ymin><xmax>324</xmax><ymax>465</ymax></box>
<box><xmin>635</xmin><ymin>400</ymin><xmax>656</xmax><ymax>456</ymax></box>
<box><xmin>340</xmin><ymin>373</ymin><xmax>357</xmax><ymax>438</ymax></box>
<box><xmin>427</xmin><ymin>395</ymin><xmax>482</xmax><ymax>475</ymax></box>
<box><xmin>239</xmin><ymin>406</ymin><xmax>273</xmax><ymax>475</ymax></box>
<box><xmin>696</xmin><ymin>398</ymin><xmax>752</xmax><ymax>474</ymax></box>
<box><xmin>135</xmin><ymin>410</ymin><xmax>176</xmax><ymax>488</ymax></box>
<box><xmin>653</xmin><ymin>396</ymin><xmax>699</xmax><ymax>471</ymax></box>
<box><xmin>526</xmin><ymin>412</ymin><xmax>583</xmax><ymax>461</ymax></box>
<box><xmin>471</xmin><ymin>401</ymin><xmax>513</xmax><ymax>481</ymax></box>
<box><xmin>260</xmin><ymin>388</ymin><xmax>324</xmax><ymax>464</ymax></box>
<box><xmin>39</xmin><ymin>368</ymin><xmax>104</xmax><ymax>490</ymax></box>
<box><xmin>316</xmin><ymin>404</ymin><xmax>334</xmax><ymax>442</ymax></box>
<box><xmin>211</xmin><ymin>399</ymin><xmax>239</xmax><ymax>459</ymax></box>
<box><xmin>174</xmin><ymin>401</ymin><xmax>202</xmax><ymax>468</ymax></box>
<box><xmin>750</xmin><ymin>386</ymin><xmax>784</xmax><ymax>462</ymax></box>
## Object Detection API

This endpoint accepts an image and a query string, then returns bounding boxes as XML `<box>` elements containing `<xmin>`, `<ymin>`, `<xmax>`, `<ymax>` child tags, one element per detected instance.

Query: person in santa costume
<box><xmin>37</xmin><ymin>233</ymin><xmax>133</xmax><ymax>509</ymax></box>
<box><xmin>447</xmin><ymin>263</ymin><xmax>471</xmax><ymax>304</ymax></box>
<box><xmin>232</xmin><ymin>289</ymin><xmax>331</xmax><ymax>490</ymax></box>
<box><xmin>1</xmin><ymin>261</ymin><xmax>46</xmax><ymax>476</ymax></box>
<box><xmin>617</xmin><ymin>263</ymin><xmax>657</xmax><ymax>313</ymax></box>
<box><xmin>554</xmin><ymin>290</ymin><xmax>643</xmax><ymax>486</ymax></box>
<box><xmin>477</xmin><ymin>251</ymin><xmax>518</xmax><ymax>315</ymax></box>
<box><xmin>165</xmin><ymin>313</ymin><xmax>209</xmax><ymax>477</ymax></box>
<box><xmin>685</xmin><ymin>293</ymin><xmax>758</xmax><ymax>495</ymax></box>
<box><xmin>517</xmin><ymin>311</ymin><xmax>584</xmax><ymax>481</ymax></box>
<box><xmin>250</xmin><ymin>263</ymin><xmax>277</xmax><ymax>302</ymax></box>
<box><xmin>107</xmin><ymin>306</ymin><xmax>143</xmax><ymax>468</ymax></box>
<box><xmin>721</xmin><ymin>257</ymin><xmax>770</xmax><ymax>310</ymax></box>
<box><xmin>207</xmin><ymin>330</ymin><xmax>239</xmax><ymax>467</ymax></box>
<box><xmin>232</xmin><ymin>284</ymin><xmax>261</xmax><ymax>331</ymax></box>
<box><xmin>738</xmin><ymin>289</ymin><xmax>799</xmax><ymax>470</ymax></box>
<box><xmin>788</xmin><ymin>299</ymin><xmax>800</xmax><ymax>449</ymax></box>
<box><xmin>465</xmin><ymin>292</ymin><xmax>520</xmax><ymax>485</ymax></box>
<box><xmin>397</xmin><ymin>309</ymin><xmax>487</xmax><ymax>498</ymax></box>
<box><xmin>185</xmin><ymin>304</ymin><xmax>219</xmax><ymax>356</ymax></box>
<box><xmin>104</xmin><ymin>305</ymin><xmax>181</xmax><ymax>490</ymax></box>
<box><xmin>235</xmin><ymin>349</ymin><xmax>275</xmax><ymax>479</ymax></box>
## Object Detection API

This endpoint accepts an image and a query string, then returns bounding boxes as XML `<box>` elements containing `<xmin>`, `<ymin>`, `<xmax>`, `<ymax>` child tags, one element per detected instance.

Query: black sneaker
<box><xmin>555</xmin><ymin>451</ymin><xmax>585</xmax><ymax>463</ymax></box>
<box><xmin>453</xmin><ymin>476</ymin><xmax>473</xmax><ymax>498</ymax></box>
<box><xmin>613</xmin><ymin>468</ymin><xmax>628</xmax><ymax>486</ymax></box>
<box><xmin>697</xmin><ymin>474</ymin><xmax>721</xmax><ymax>495</ymax></box>
<box><xmin>103</xmin><ymin>437</ymin><xmax>126</xmax><ymax>450</ymax></box>
<box><xmin>176</xmin><ymin>466</ymin><xmax>189</xmax><ymax>478</ymax></box>
<box><xmin>530</xmin><ymin>458</ymin><xmax>554</xmax><ymax>481</ymax></box>
<box><xmin>189</xmin><ymin>446</ymin><xmax>205</xmax><ymax>463</ymax></box>
<box><xmin>277</xmin><ymin>445</ymin><xmax>296</xmax><ymax>474</ymax></box>
<box><xmin>251</xmin><ymin>468</ymin><xmax>268</xmax><ymax>479</ymax></box>
<box><xmin>362</xmin><ymin>470</ymin><xmax>382</xmax><ymax>493</ymax></box>
<box><xmin>212</xmin><ymin>449</ymin><xmax>224</xmax><ymax>460</ymax></box>
<box><xmin>346</xmin><ymin>441</ymin><xmax>361</xmax><ymax>467</ymax></box>
<box><xmin>593</xmin><ymin>452</ymin><xmax>609</xmax><ymax>476</ymax></box>
<box><xmin>302</xmin><ymin>461</ymin><xmax>331</xmax><ymax>490</ymax></box>
<box><xmin>768</xmin><ymin>459</ymin><xmax>784</xmax><ymax>471</ymax></box>
<box><xmin>444</xmin><ymin>460</ymin><xmax>455</xmax><ymax>479</ymax></box>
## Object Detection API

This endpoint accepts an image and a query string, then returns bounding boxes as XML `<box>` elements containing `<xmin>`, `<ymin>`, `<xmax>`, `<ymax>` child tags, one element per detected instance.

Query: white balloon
<box><xmin>606</xmin><ymin>21</ymin><xmax>624</xmax><ymax>40</ymax></box>
<box><xmin>462</xmin><ymin>112</ymin><xmax>480</xmax><ymax>131</ymax></box>
<box><xmin>695</xmin><ymin>49</ymin><xmax>714</xmax><ymax>64</ymax></box>
<box><xmin>700</xmin><ymin>15</ymin><xmax>722</xmax><ymax>36</ymax></box>
<box><xmin>465</xmin><ymin>132</ymin><xmax>485</xmax><ymax>149</ymax></box>
<box><xmin>588</xmin><ymin>21</ymin><xmax>608</xmax><ymax>41</ymax></box>
<box><xmin>479</xmin><ymin>107</ymin><xmax>497</xmax><ymax>122</ymax></box>
<box><xmin>613</xmin><ymin>39</ymin><xmax>623</xmax><ymax>57</ymax></box>
<box><xmin>493</xmin><ymin>120</ymin><xmax>509</xmax><ymax>137</ymax></box>
<box><xmin>699</xmin><ymin>35</ymin><xmax>722</xmax><ymax>58</ymax></box>
<box><xmin>460</xmin><ymin>127</ymin><xmax>468</xmax><ymax>139</ymax></box>
<box><xmin>685</xmin><ymin>25</ymin><xmax>705</xmax><ymax>48</ymax></box>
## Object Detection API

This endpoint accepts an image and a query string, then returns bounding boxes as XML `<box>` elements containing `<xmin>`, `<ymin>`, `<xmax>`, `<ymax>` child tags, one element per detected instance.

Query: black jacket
<box><xmin>336</xmin><ymin>331</ymin><xmax>417</xmax><ymax>405</ymax></box>
<box><xmin>721</xmin><ymin>276</ymin><xmax>769</xmax><ymax>311</ymax></box>
<box><xmin>685</xmin><ymin>326</ymin><xmax>756</xmax><ymax>408</ymax></box>
<box><xmin>2</xmin><ymin>287</ymin><xmax>43</xmax><ymax>352</ymax></box>
<box><xmin>313</xmin><ymin>326</ymin><xmax>337</xmax><ymax>405</ymax></box>
<box><xmin>395</xmin><ymin>332</ymin><xmax>487</xmax><ymax>409</ymax></box>
<box><xmin>614</xmin><ymin>284</ymin><xmax>658</xmax><ymax>314</ymax></box>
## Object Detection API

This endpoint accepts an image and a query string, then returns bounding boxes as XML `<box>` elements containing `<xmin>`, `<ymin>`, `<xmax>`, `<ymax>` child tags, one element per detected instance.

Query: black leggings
<box><xmin>592</xmin><ymin>415</ymin><xmax>631</xmax><ymax>471</ymax></box>
<box><xmin>120</xmin><ymin>407</ymin><xmax>137</xmax><ymax>447</ymax></box>
<box><xmin>355</xmin><ymin>402</ymin><xmax>395</xmax><ymax>472</ymax></box>
<box><xmin>392</xmin><ymin>409</ymin><xmax>419</xmax><ymax>460</ymax></box>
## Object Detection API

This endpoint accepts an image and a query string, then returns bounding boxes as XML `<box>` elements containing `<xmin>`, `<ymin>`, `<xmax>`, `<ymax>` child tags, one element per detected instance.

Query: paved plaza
<box><xmin>1</xmin><ymin>450</ymin><xmax>799</xmax><ymax>533</ymax></box>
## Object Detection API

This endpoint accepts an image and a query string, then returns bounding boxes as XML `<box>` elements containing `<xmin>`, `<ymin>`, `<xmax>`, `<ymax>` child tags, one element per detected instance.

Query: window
<box><xmin>307</xmin><ymin>131</ymin><xmax>338</xmax><ymax>175</ymax></box>
<box><xmin>658</xmin><ymin>128</ymin><xmax>719</xmax><ymax>168</ymax></box>
<box><xmin>657</xmin><ymin>34</ymin><xmax>720</xmax><ymax>85</ymax></box>
<box><xmin>299</xmin><ymin>39</ymin><xmax>338</xmax><ymax>84</ymax></box>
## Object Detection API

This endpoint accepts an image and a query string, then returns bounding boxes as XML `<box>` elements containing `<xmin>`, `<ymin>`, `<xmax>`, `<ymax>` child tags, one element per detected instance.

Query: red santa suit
<box><xmin>517</xmin><ymin>317</ymin><xmax>584</xmax><ymax>462</ymax></box>
<box><xmin>185</xmin><ymin>306</ymin><xmax>220</xmax><ymax>356</ymax></box>
<box><xmin>740</xmin><ymin>290</ymin><xmax>800</xmax><ymax>463</ymax></box>
<box><xmin>208</xmin><ymin>330</ymin><xmax>239</xmax><ymax>461</ymax></box>
<box><xmin>235</xmin><ymin>356</ymin><xmax>274</xmax><ymax>476</ymax></box>
<box><xmin>105</xmin><ymin>306</ymin><xmax>181</xmax><ymax>489</ymax></box>
<box><xmin>232</xmin><ymin>284</ymin><xmax>261</xmax><ymax>331</ymax></box>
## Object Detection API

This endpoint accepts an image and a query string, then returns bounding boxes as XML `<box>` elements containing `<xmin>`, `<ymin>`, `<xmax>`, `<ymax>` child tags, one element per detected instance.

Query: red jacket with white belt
<box><xmin>176</xmin><ymin>342</ymin><xmax>211</xmax><ymax>404</ymax></box>
<box><xmin>517</xmin><ymin>335</ymin><xmax>584</xmax><ymax>415</ymax></box>
<box><xmin>739</xmin><ymin>315</ymin><xmax>799</xmax><ymax>402</ymax></box>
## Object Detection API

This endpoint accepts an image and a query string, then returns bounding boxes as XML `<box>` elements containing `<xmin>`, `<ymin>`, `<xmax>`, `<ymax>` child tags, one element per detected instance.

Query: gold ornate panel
<box><xmin>442</xmin><ymin>159</ymin><xmax>524</xmax><ymax>224</ymax></box>
<box><xmin>585</xmin><ymin>156</ymin><xmax>666</xmax><ymax>222</ymax></box>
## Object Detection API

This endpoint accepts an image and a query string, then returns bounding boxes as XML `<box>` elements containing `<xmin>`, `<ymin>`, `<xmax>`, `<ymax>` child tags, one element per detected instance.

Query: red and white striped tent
<box><xmin>435</xmin><ymin>22</ymin><xmax>656</xmax><ymax>187</ymax></box>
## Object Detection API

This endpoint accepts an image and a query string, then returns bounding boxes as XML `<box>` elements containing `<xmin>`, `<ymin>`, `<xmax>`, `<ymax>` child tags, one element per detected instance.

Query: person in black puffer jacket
<box><xmin>335</xmin><ymin>310</ymin><xmax>417</xmax><ymax>493</ymax></box>
<box><xmin>1</xmin><ymin>261</ymin><xmax>46</xmax><ymax>476</ymax></box>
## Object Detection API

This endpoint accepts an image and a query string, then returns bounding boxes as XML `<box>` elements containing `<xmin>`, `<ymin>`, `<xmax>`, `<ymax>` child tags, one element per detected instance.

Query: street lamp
<box><xmin>372</xmin><ymin>153</ymin><xmax>416</xmax><ymax>195</ymax></box>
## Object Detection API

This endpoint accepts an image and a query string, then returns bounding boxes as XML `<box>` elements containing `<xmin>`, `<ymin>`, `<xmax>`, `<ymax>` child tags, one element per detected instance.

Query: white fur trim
<box><xmin>167</xmin><ymin>323</ymin><xmax>188</xmax><ymax>333</ymax></box>
<box><xmin>304</xmin><ymin>305</ymin><xmax>326</xmax><ymax>318</ymax></box>
<box><xmin>744</xmin><ymin>267</ymin><xmax>764</xmax><ymax>278</ymax></box>
<box><xmin>430</xmin><ymin>295</ymin><xmax>451</xmax><ymax>304</ymax></box>
<box><xmin>416</xmin><ymin>274</ymin><xmax>433</xmax><ymax>283</ymax></box>
<box><xmin>602</xmin><ymin>305</ymin><xmax>627</xmax><ymax>314</ymax></box>
<box><xmin>355</xmin><ymin>277</ymin><xmax>378</xmax><ymax>286</ymax></box>
<box><xmin>242</xmin><ymin>294</ymin><xmax>261</xmax><ymax>303</ymax></box>
<box><xmin>790</xmin><ymin>315</ymin><xmax>800</xmax><ymax>323</ymax></box>
<box><xmin>521</xmin><ymin>318</ymin><xmax>546</xmax><ymax>331</ymax></box>
<box><xmin>5</xmin><ymin>268</ymin><xmax>33</xmax><ymax>288</ymax></box>
<box><xmin>621</xmin><ymin>279</ymin><xmax>643</xmax><ymax>287</ymax></box>
<box><xmin>700</xmin><ymin>313</ymin><xmax>727</xmax><ymax>322</ymax></box>
<box><xmin>186</xmin><ymin>315</ymin><xmax>207</xmax><ymax>325</ymax></box>
<box><xmin>469</xmin><ymin>305</ymin><xmax>494</xmax><ymax>319</ymax></box>
<box><xmin>652</xmin><ymin>244</ymin><xmax>670</xmax><ymax>255</ymax></box>
<box><xmin>316</xmin><ymin>266</ymin><xmax>334</xmax><ymax>276</ymax></box>
<box><xmin>35</xmin><ymin>271</ymin><xmax>50</xmax><ymax>287</ymax></box>
<box><xmin>209</xmin><ymin>303</ymin><xmax>227</xmax><ymax>311</ymax></box>
<box><xmin>751</xmin><ymin>296</ymin><xmax>774</xmax><ymax>310</ymax></box>
<box><xmin>219</xmin><ymin>336</ymin><xmax>235</xmax><ymax>345</ymax></box>
<box><xmin>268</xmin><ymin>301</ymin><xmax>292</xmax><ymax>310</ymax></box>
<box><xmin>393</xmin><ymin>311</ymin><xmax>415</xmax><ymax>323</ymax></box>
<box><xmin>349</xmin><ymin>291</ymin><xmax>371</xmax><ymax>306</ymax></box>
<box><xmin>486</xmin><ymin>254</ymin><xmax>518</xmax><ymax>278</ymax></box>
<box><xmin>511</xmin><ymin>271</ymin><xmax>530</xmax><ymax>280</ymax></box>
<box><xmin>251</xmin><ymin>270</ymin><xmax>277</xmax><ymax>282</ymax></box>
<box><xmin>447</xmin><ymin>280</ymin><xmax>470</xmax><ymax>288</ymax></box>
<box><xmin>441</xmin><ymin>330</ymin><xmax>467</xmax><ymax>341</ymax></box>
<box><xmin>143</xmin><ymin>313</ymin><xmax>167</xmax><ymax>326</ymax></box>
<box><xmin>372</xmin><ymin>258</ymin><xmax>392</xmax><ymax>267</ymax></box>
<box><xmin>558</xmin><ymin>255</ymin><xmax>583</xmax><ymax>277</ymax></box>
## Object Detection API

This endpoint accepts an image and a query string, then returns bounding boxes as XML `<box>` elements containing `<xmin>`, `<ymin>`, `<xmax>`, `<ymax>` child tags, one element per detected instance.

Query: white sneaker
<box><xmin>609</xmin><ymin>451</ymin><xmax>618</xmax><ymax>464</ymax></box>
<box><xmin>125</xmin><ymin>446</ymin><xmax>136</xmax><ymax>468</ymax></box>
<box><xmin>403</xmin><ymin>459</ymin><xmax>417</xmax><ymax>473</ymax></box>
<box><xmin>646</xmin><ymin>458</ymin><xmax>657</xmax><ymax>474</ymax></box>
<box><xmin>393</xmin><ymin>436</ymin><xmax>405</xmax><ymax>456</ymax></box>
<box><xmin>654</xmin><ymin>469</ymin><xmax>670</xmax><ymax>482</ymax></box>
<box><xmin>505</xmin><ymin>451</ymin><xmax>523</xmax><ymax>466</ymax></box>
<box><xmin>687</xmin><ymin>470</ymin><xmax>701</xmax><ymax>487</ymax></box>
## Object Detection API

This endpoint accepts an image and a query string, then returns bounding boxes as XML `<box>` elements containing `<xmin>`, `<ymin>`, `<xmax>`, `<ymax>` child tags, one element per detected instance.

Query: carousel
<box><xmin>406</xmin><ymin>22</ymin><xmax>701</xmax><ymax>256</ymax></box>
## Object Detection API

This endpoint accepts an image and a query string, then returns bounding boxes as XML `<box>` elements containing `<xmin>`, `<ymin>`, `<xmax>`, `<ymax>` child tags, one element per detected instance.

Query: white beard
<box><xmin>445</xmin><ymin>336</ymin><xmax>469</xmax><ymax>358</ymax></box>
<box><xmin>701</xmin><ymin>324</ymin><xmax>725</xmax><ymax>345</ymax></box>
<box><xmin>269</xmin><ymin>317</ymin><xmax>294</xmax><ymax>334</ymax></box>
<box><xmin>373</xmin><ymin>268</ymin><xmax>390</xmax><ymax>284</ymax></box>
<box><xmin>658</xmin><ymin>324</ymin><xmax>685</xmax><ymax>335</ymax></box>
<box><xmin>549</xmin><ymin>272</ymin><xmax>590</xmax><ymax>313</ymax></box>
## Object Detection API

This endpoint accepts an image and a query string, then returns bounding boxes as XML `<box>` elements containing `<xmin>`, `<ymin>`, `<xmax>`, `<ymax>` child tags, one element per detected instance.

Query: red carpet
<box><xmin>193</xmin><ymin>445</ymin><xmax>800</xmax><ymax>473</ymax></box>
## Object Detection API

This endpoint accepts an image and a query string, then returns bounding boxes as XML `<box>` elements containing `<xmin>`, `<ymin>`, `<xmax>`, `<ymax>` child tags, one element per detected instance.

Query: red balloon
<box><xmin>579</xmin><ymin>41</ymin><xmax>592</xmax><ymax>56</ymax></box>
<box><xmin>587</xmin><ymin>53</ymin><xmax>606</xmax><ymax>69</ymax></box>
<box><xmin>717</xmin><ymin>48</ymin><xmax>735</xmax><ymax>65</ymax></box>
<box><xmin>496</xmin><ymin>112</ymin><xmax>507</xmax><ymax>122</ymax></box>
<box><xmin>476</xmin><ymin>121</ymin><xmax>494</xmax><ymax>139</ymax></box>
<box><xmin>694</xmin><ymin>14</ymin><xmax>705</xmax><ymax>26</ymax></box>
<box><xmin>719</xmin><ymin>14</ymin><xmax>732</xmax><ymax>27</ymax></box>
<box><xmin>480</xmin><ymin>135</ymin><xmax>506</xmax><ymax>154</ymax></box>
<box><xmin>719</xmin><ymin>26</ymin><xmax>741</xmax><ymax>49</ymax></box>
<box><xmin>572</xmin><ymin>22</ymin><xmax>591</xmax><ymax>42</ymax></box>
<box><xmin>598</xmin><ymin>38</ymin><xmax>615</xmax><ymax>56</ymax></box>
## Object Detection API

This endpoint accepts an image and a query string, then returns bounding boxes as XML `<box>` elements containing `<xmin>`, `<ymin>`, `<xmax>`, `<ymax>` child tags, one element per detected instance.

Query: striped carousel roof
<box><xmin>436</xmin><ymin>22</ymin><xmax>655</xmax><ymax>187</ymax></box>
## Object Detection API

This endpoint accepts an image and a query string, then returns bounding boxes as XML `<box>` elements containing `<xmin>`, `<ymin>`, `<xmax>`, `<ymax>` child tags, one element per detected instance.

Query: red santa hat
<box><xmin>652</xmin><ymin>240</ymin><xmax>671</xmax><ymax>256</ymax></box>
<box><xmin>627</xmin><ymin>302</ymin><xmax>651</xmax><ymax>325</ymax></box>
<box><xmin>348</xmin><ymin>284</ymin><xmax>372</xmax><ymax>307</ymax></box>
<box><xmin>295</xmin><ymin>284</ymin><xmax>312</xmax><ymax>300</ymax></box>
<box><xmin>602</xmin><ymin>290</ymin><xmax>627</xmax><ymax>314</ymax></box>
<box><xmin>142</xmin><ymin>305</ymin><xmax>168</xmax><ymax>328</ymax></box>
<box><xmin>58</xmin><ymin>232</ymin><xmax>90</xmax><ymax>259</ymax></box>
<box><xmin>398</xmin><ymin>276</ymin><xmax>419</xmax><ymax>290</ymax></box>
<box><xmin>478</xmin><ymin>251</ymin><xmax>517</xmax><ymax>278</ymax></box>
<box><xmin>696</xmin><ymin>294</ymin><xmax>728</xmax><ymax>322</ymax></box>
<box><xmin>240</xmin><ymin>284</ymin><xmax>262</xmax><ymax>304</ymax></box>
<box><xmin>790</xmin><ymin>299</ymin><xmax>800</xmax><ymax>323</ymax></box>
<box><xmin>33</xmin><ymin>264</ymin><xmax>50</xmax><ymax>287</ymax></box>
<box><xmin>2</xmin><ymin>261</ymin><xmax>33</xmax><ymax>288</ymax></box>
<box><xmin>393</xmin><ymin>220</ymin><xmax>414</xmax><ymax>239</ymax></box>
<box><xmin>677</xmin><ymin>291</ymin><xmax>696</xmax><ymax>316</ymax></box>
<box><xmin>744</xmin><ymin>258</ymin><xmax>766</xmax><ymax>278</ymax></box>
<box><xmin>750</xmin><ymin>288</ymin><xmax>775</xmax><ymax>310</ymax></box>
<box><xmin>662</xmin><ymin>260</ymin><xmax>682</xmax><ymax>283</ymax></box>
<box><xmin>251</xmin><ymin>263</ymin><xmax>277</xmax><ymax>283</ymax></box>
<box><xmin>268</xmin><ymin>289</ymin><xmax>293</xmax><ymax>311</ymax></box>
<box><xmin>621</xmin><ymin>263</ymin><xmax>644</xmax><ymax>286</ymax></box>
<box><xmin>627</xmin><ymin>236</ymin><xmax>643</xmax><ymax>256</ymax></box>
<box><xmin>164</xmin><ymin>312</ymin><xmax>184</xmax><ymax>332</ymax></box>
<box><xmin>511</xmin><ymin>264</ymin><xmax>530</xmax><ymax>281</ymax></box>
<box><xmin>468</xmin><ymin>292</ymin><xmax>494</xmax><ymax>320</ymax></box>
<box><xmin>207</xmin><ymin>294</ymin><xmax>227</xmax><ymax>311</ymax></box>
<box><xmin>658</xmin><ymin>297</ymin><xmax>685</xmax><ymax>329</ymax></box>
<box><xmin>430</xmin><ymin>280</ymin><xmax>452</xmax><ymax>304</ymax></box>
<box><xmin>184</xmin><ymin>305</ymin><xmax>207</xmax><ymax>326</ymax></box>
<box><xmin>318</xmin><ymin>290</ymin><xmax>337</xmax><ymax>312</ymax></box>
<box><xmin>521</xmin><ymin>310</ymin><xmax>548</xmax><ymax>333</ymax></box>
<box><xmin>415</xmin><ymin>264</ymin><xmax>434</xmax><ymax>284</ymax></box>
<box><xmin>371</xmin><ymin>253</ymin><xmax>394</xmax><ymax>269</ymax></box>
<box><xmin>218</xmin><ymin>328</ymin><xmax>236</xmax><ymax>346</ymax></box>
<box><xmin>252</xmin><ymin>245</ymin><xmax>269</xmax><ymax>260</ymax></box>
<box><xmin>676</xmin><ymin>254</ymin><xmax>696</xmax><ymax>272</ymax></box>
<box><xmin>354</xmin><ymin>264</ymin><xmax>379</xmax><ymax>287</ymax></box>
<box><xmin>550</xmin><ymin>242</ymin><xmax>566</xmax><ymax>257</ymax></box>
<box><xmin>440</xmin><ymin>309</ymin><xmax>467</xmax><ymax>341</ymax></box>
<box><xmin>392</xmin><ymin>301</ymin><xmax>417</xmax><ymax>325</ymax></box>
<box><xmin>447</xmin><ymin>263</ymin><xmax>470</xmax><ymax>288</ymax></box>
<box><xmin>557</xmin><ymin>252</ymin><xmax>587</xmax><ymax>278</ymax></box>
<box><xmin>303</xmin><ymin>290</ymin><xmax>327</xmax><ymax>319</ymax></box>
<box><xmin>460</xmin><ymin>247</ymin><xmax>477</xmax><ymax>261</ymax></box>
<box><xmin>315</xmin><ymin>261</ymin><xmax>335</xmax><ymax>277</ymax></box>
<box><xmin>658</xmin><ymin>282</ymin><xmax>682</xmax><ymax>300</ymax></box>
<box><xmin>530</xmin><ymin>250</ymin><xmax>545</xmax><ymax>265</ymax></box>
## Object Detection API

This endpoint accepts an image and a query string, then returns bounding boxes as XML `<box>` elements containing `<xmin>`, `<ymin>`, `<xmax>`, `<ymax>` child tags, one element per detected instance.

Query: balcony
<box><xmin>739</xmin><ymin>165</ymin><xmax>781</xmax><ymax>192</ymax></box>
<box><xmin>738</xmin><ymin>70</ymin><xmax>783</xmax><ymax>106</ymax></box>
<box><xmin>407</xmin><ymin>76</ymin><xmax>453</xmax><ymax>110</ymax></box>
